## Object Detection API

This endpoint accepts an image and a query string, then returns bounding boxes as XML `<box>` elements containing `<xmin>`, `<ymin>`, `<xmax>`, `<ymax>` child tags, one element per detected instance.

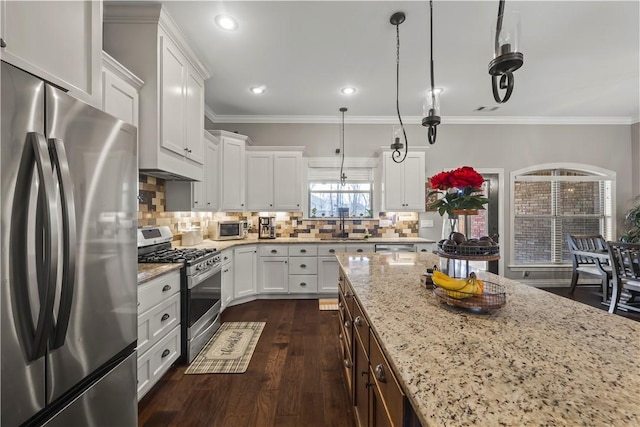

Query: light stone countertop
<box><xmin>137</xmin><ymin>263</ymin><xmax>182</xmax><ymax>285</ymax></box>
<box><xmin>173</xmin><ymin>235</ymin><xmax>435</xmax><ymax>251</ymax></box>
<box><xmin>336</xmin><ymin>252</ymin><xmax>640</xmax><ymax>427</ymax></box>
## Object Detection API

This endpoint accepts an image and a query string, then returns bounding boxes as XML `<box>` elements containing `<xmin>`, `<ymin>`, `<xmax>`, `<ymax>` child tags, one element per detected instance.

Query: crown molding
<box><xmin>102</xmin><ymin>51</ymin><xmax>144</xmax><ymax>90</ymax></box>
<box><xmin>210</xmin><ymin>114</ymin><xmax>636</xmax><ymax>126</ymax></box>
<box><xmin>204</xmin><ymin>105</ymin><xmax>218</xmax><ymax>123</ymax></box>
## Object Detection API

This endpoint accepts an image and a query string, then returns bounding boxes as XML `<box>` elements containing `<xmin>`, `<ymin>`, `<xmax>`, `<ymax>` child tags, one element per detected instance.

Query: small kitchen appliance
<box><xmin>209</xmin><ymin>220</ymin><xmax>248</xmax><ymax>241</ymax></box>
<box><xmin>258</xmin><ymin>216</ymin><xmax>276</xmax><ymax>239</ymax></box>
<box><xmin>137</xmin><ymin>226</ymin><xmax>222</xmax><ymax>363</ymax></box>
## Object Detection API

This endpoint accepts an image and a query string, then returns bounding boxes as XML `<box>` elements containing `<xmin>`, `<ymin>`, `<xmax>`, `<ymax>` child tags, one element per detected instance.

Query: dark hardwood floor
<box><xmin>138</xmin><ymin>299</ymin><xmax>356</xmax><ymax>427</ymax></box>
<box><xmin>540</xmin><ymin>285</ymin><xmax>640</xmax><ymax>322</ymax></box>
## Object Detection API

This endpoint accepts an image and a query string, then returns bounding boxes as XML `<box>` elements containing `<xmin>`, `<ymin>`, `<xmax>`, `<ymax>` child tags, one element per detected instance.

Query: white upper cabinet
<box><xmin>208</xmin><ymin>130</ymin><xmax>251</xmax><ymax>211</ymax></box>
<box><xmin>246</xmin><ymin>148</ymin><xmax>303</xmax><ymax>211</ymax></box>
<box><xmin>381</xmin><ymin>151</ymin><xmax>426</xmax><ymax>211</ymax></box>
<box><xmin>165</xmin><ymin>131</ymin><xmax>220</xmax><ymax>212</ymax></box>
<box><xmin>1</xmin><ymin>0</ymin><xmax>102</xmax><ymax>107</ymax></box>
<box><xmin>104</xmin><ymin>4</ymin><xmax>210</xmax><ymax>181</ymax></box>
<box><xmin>102</xmin><ymin>52</ymin><xmax>144</xmax><ymax>127</ymax></box>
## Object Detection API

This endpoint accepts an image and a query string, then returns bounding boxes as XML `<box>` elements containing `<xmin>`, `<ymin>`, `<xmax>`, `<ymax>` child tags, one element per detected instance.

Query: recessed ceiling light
<box><xmin>215</xmin><ymin>15</ymin><xmax>238</xmax><ymax>31</ymax></box>
<box><xmin>250</xmin><ymin>86</ymin><xmax>266</xmax><ymax>95</ymax></box>
<box><xmin>341</xmin><ymin>87</ymin><xmax>357</xmax><ymax>95</ymax></box>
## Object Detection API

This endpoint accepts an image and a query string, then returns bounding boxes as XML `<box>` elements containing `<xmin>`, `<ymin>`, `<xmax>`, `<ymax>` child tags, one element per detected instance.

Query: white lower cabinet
<box><xmin>234</xmin><ymin>246</ymin><xmax>257</xmax><ymax>299</ymax></box>
<box><xmin>221</xmin><ymin>250</ymin><xmax>234</xmax><ymax>311</ymax></box>
<box><xmin>259</xmin><ymin>257</ymin><xmax>289</xmax><ymax>293</ymax></box>
<box><xmin>318</xmin><ymin>256</ymin><xmax>341</xmax><ymax>294</ymax></box>
<box><xmin>289</xmin><ymin>275</ymin><xmax>318</xmax><ymax>294</ymax></box>
<box><xmin>416</xmin><ymin>243</ymin><xmax>435</xmax><ymax>253</ymax></box>
<box><xmin>136</xmin><ymin>270</ymin><xmax>181</xmax><ymax>400</ymax></box>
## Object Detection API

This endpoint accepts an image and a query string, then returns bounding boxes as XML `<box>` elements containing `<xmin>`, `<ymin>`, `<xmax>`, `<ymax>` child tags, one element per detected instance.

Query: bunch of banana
<box><xmin>432</xmin><ymin>271</ymin><xmax>484</xmax><ymax>299</ymax></box>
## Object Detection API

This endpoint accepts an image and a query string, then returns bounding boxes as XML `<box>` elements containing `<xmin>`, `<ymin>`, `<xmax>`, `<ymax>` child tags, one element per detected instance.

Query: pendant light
<box><xmin>339</xmin><ymin>107</ymin><xmax>347</xmax><ymax>186</ymax></box>
<box><xmin>421</xmin><ymin>0</ymin><xmax>440</xmax><ymax>145</ymax></box>
<box><xmin>389</xmin><ymin>12</ymin><xmax>408</xmax><ymax>164</ymax></box>
<box><xmin>489</xmin><ymin>0</ymin><xmax>524</xmax><ymax>103</ymax></box>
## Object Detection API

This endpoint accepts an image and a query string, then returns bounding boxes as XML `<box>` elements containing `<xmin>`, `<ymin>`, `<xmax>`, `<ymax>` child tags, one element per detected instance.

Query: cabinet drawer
<box><xmin>138</xmin><ymin>270</ymin><xmax>180</xmax><ymax>314</ymax></box>
<box><xmin>137</xmin><ymin>293</ymin><xmax>181</xmax><ymax>356</ymax></box>
<box><xmin>137</xmin><ymin>324</ymin><xmax>181</xmax><ymax>400</ymax></box>
<box><xmin>259</xmin><ymin>245</ymin><xmax>289</xmax><ymax>257</ymax></box>
<box><xmin>370</xmin><ymin>333</ymin><xmax>404</xmax><ymax>427</ymax></box>
<box><xmin>288</xmin><ymin>256</ymin><xmax>318</xmax><ymax>275</ymax></box>
<box><xmin>352</xmin><ymin>299</ymin><xmax>369</xmax><ymax>354</ymax></box>
<box><xmin>416</xmin><ymin>243</ymin><xmax>435</xmax><ymax>253</ymax></box>
<box><xmin>318</xmin><ymin>245</ymin><xmax>346</xmax><ymax>256</ymax></box>
<box><xmin>344</xmin><ymin>243</ymin><xmax>376</xmax><ymax>254</ymax></box>
<box><xmin>289</xmin><ymin>245</ymin><xmax>318</xmax><ymax>256</ymax></box>
<box><xmin>288</xmin><ymin>275</ymin><xmax>318</xmax><ymax>293</ymax></box>
<box><xmin>221</xmin><ymin>250</ymin><xmax>233</xmax><ymax>266</ymax></box>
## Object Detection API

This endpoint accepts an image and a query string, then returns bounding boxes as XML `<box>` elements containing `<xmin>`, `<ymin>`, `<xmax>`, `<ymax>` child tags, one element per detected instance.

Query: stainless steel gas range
<box><xmin>137</xmin><ymin>226</ymin><xmax>222</xmax><ymax>363</ymax></box>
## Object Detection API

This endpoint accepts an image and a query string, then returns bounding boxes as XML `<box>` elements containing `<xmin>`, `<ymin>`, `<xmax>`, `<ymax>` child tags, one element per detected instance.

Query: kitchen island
<box><xmin>336</xmin><ymin>252</ymin><xmax>640</xmax><ymax>427</ymax></box>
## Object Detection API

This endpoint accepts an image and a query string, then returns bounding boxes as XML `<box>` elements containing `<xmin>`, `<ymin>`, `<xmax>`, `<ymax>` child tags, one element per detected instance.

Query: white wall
<box><xmin>212</xmin><ymin>121</ymin><xmax>635</xmax><ymax>279</ymax></box>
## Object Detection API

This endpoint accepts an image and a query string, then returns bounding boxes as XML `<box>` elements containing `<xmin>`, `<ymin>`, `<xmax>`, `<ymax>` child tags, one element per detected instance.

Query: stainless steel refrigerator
<box><xmin>1</xmin><ymin>61</ymin><xmax>138</xmax><ymax>426</ymax></box>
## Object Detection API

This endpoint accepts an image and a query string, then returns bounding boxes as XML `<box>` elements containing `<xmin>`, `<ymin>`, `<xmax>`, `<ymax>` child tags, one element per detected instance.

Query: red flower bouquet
<box><xmin>428</xmin><ymin>167</ymin><xmax>488</xmax><ymax>217</ymax></box>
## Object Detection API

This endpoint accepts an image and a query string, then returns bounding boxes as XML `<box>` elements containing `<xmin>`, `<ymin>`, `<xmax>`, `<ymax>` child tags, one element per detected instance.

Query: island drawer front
<box><xmin>344</xmin><ymin>243</ymin><xmax>376</xmax><ymax>254</ymax></box>
<box><xmin>370</xmin><ymin>333</ymin><xmax>404</xmax><ymax>427</ymax></box>
<box><xmin>318</xmin><ymin>245</ymin><xmax>346</xmax><ymax>256</ymax></box>
<box><xmin>289</xmin><ymin>245</ymin><xmax>318</xmax><ymax>256</ymax></box>
<box><xmin>288</xmin><ymin>256</ymin><xmax>318</xmax><ymax>275</ymax></box>
<box><xmin>259</xmin><ymin>245</ymin><xmax>289</xmax><ymax>257</ymax></box>
<box><xmin>288</xmin><ymin>275</ymin><xmax>318</xmax><ymax>293</ymax></box>
<box><xmin>352</xmin><ymin>299</ymin><xmax>370</xmax><ymax>354</ymax></box>
<box><xmin>138</xmin><ymin>270</ymin><xmax>180</xmax><ymax>315</ymax></box>
<box><xmin>137</xmin><ymin>293</ymin><xmax>181</xmax><ymax>356</ymax></box>
<box><xmin>339</xmin><ymin>321</ymin><xmax>353</xmax><ymax>394</ymax></box>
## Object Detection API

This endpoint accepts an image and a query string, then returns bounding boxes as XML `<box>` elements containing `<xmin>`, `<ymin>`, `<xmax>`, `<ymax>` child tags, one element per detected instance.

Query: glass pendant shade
<box><xmin>489</xmin><ymin>11</ymin><xmax>523</xmax><ymax>75</ymax></box>
<box><xmin>391</xmin><ymin>124</ymin><xmax>404</xmax><ymax>150</ymax></box>
<box><xmin>422</xmin><ymin>89</ymin><xmax>441</xmax><ymax>125</ymax></box>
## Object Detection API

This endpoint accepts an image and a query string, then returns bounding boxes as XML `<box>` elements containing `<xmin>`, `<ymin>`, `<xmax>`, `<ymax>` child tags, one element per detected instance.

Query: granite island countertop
<box><xmin>336</xmin><ymin>252</ymin><xmax>640</xmax><ymax>427</ymax></box>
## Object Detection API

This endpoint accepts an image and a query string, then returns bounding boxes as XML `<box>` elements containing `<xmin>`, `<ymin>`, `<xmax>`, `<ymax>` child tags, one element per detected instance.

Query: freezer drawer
<box><xmin>42</xmin><ymin>353</ymin><xmax>137</xmax><ymax>427</ymax></box>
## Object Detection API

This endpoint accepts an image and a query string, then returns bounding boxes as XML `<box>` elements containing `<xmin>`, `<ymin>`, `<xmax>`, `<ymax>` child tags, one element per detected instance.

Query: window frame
<box><xmin>509</xmin><ymin>163</ymin><xmax>616</xmax><ymax>268</ymax></box>
<box><xmin>307</xmin><ymin>181</ymin><xmax>374</xmax><ymax>219</ymax></box>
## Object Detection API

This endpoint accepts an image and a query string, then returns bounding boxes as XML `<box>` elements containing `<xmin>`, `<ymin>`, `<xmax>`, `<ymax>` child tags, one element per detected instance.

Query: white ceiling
<box><xmin>160</xmin><ymin>1</ymin><xmax>639</xmax><ymax>124</ymax></box>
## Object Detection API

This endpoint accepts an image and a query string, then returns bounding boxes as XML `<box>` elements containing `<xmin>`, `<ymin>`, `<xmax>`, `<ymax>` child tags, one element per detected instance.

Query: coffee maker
<box><xmin>258</xmin><ymin>216</ymin><xmax>276</xmax><ymax>239</ymax></box>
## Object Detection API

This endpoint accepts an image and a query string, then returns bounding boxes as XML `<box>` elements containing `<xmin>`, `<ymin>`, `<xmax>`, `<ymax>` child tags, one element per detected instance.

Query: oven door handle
<box><xmin>188</xmin><ymin>265</ymin><xmax>221</xmax><ymax>289</ymax></box>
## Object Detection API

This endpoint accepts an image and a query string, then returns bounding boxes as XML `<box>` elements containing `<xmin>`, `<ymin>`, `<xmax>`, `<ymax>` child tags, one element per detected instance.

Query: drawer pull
<box><xmin>161</xmin><ymin>349</ymin><xmax>170</xmax><ymax>358</ymax></box>
<box><xmin>344</xmin><ymin>320</ymin><xmax>351</xmax><ymax>328</ymax></box>
<box><xmin>354</xmin><ymin>316</ymin><xmax>363</xmax><ymax>327</ymax></box>
<box><xmin>161</xmin><ymin>313</ymin><xmax>170</xmax><ymax>321</ymax></box>
<box><xmin>329</xmin><ymin>249</ymin><xmax>335</xmax><ymax>253</ymax></box>
<box><xmin>344</xmin><ymin>359</ymin><xmax>352</xmax><ymax>368</ymax></box>
<box><xmin>374</xmin><ymin>364</ymin><xmax>387</xmax><ymax>383</ymax></box>
<box><xmin>300</xmin><ymin>264</ymin><xmax>306</xmax><ymax>268</ymax></box>
<box><xmin>300</xmin><ymin>282</ymin><xmax>307</xmax><ymax>287</ymax></box>
<box><xmin>338</xmin><ymin>333</ymin><xmax>343</xmax><ymax>340</ymax></box>
<box><xmin>338</xmin><ymin>301</ymin><xmax>343</xmax><ymax>309</ymax></box>
<box><xmin>223</xmin><ymin>269</ymin><xmax>229</xmax><ymax>273</ymax></box>
<box><xmin>300</xmin><ymin>249</ymin><xmax>306</xmax><ymax>253</ymax></box>
<box><xmin>357</xmin><ymin>249</ymin><xmax>363</xmax><ymax>252</ymax></box>
<box><xmin>271</xmin><ymin>249</ymin><xmax>277</xmax><ymax>253</ymax></box>
<box><xmin>137</xmin><ymin>301</ymin><xmax>140</xmax><ymax>307</ymax></box>
<box><xmin>421</xmin><ymin>249</ymin><xmax>427</xmax><ymax>252</ymax></box>
<box><xmin>162</xmin><ymin>285</ymin><xmax>171</xmax><ymax>292</ymax></box>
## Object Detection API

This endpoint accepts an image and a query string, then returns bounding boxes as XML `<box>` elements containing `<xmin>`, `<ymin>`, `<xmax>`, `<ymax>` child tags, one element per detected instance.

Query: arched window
<box><xmin>510</xmin><ymin>164</ymin><xmax>615</xmax><ymax>266</ymax></box>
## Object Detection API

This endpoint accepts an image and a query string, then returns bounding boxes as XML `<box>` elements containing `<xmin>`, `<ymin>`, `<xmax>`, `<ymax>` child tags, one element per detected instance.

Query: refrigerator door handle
<box><xmin>48</xmin><ymin>138</ymin><xmax>77</xmax><ymax>349</ymax></box>
<box><xmin>10</xmin><ymin>132</ymin><xmax>59</xmax><ymax>361</ymax></box>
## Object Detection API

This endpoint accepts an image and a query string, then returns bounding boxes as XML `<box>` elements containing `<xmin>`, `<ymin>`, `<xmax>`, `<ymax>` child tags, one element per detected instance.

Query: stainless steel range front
<box><xmin>137</xmin><ymin>226</ymin><xmax>222</xmax><ymax>363</ymax></box>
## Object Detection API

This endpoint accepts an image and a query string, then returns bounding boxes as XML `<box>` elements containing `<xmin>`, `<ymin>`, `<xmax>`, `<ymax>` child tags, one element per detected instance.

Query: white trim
<box><xmin>306</xmin><ymin>157</ymin><xmax>379</xmax><ymax>168</ymax></box>
<box><xmin>212</xmin><ymin>115</ymin><xmax>636</xmax><ymax>126</ymax></box>
<box><xmin>476</xmin><ymin>168</ymin><xmax>505</xmax><ymax>278</ymax></box>
<box><xmin>513</xmin><ymin>163</ymin><xmax>615</xmax><ymax>178</ymax></box>
<box><xmin>204</xmin><ymin>105</ymin><xmax>217</xmax><ymax>123</ymax></box>
<box><xmin>102</xmin><ymin>51</ymin><xmax>144</xmax><ymax>90</ymax></box>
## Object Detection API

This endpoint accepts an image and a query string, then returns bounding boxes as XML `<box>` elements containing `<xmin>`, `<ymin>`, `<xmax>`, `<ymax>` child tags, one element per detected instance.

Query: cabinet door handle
<box><xmin>300</xmin><ymin>249</ymin><xmax>306</xmax><ymax>253</ymax></box>
<box><xmin>338</xmin><ymin>333</ymin><xmax>343</xmax><ymax>340</ymax></box>
<box><xmin>223</xmin><ymin>269</ymin><xmax>229</xmax><ymax>273</ymax></box>
<box><xmin>300</xmin><ymin>264</ymin><xmax>306</xmax><ymax>268</ymax></box>
<box><xmin>270</xmin><ymin>204</ymin><xmax>273</xmax><ymax>207</ymax></box>
<box><xmin>161</xmin><ymin>313</ymin><xmax>170</xmax><ymax>321</ymax></box>
<box><xmin>271</xmin><ymin>249</ymin><xmax>277</xmax><ymax>253</ymax></box>
<box><xmin>300</xmin><ymin>282</ymin><xmax>307</xmax><ymax>287</ymax></box>
<box><xmin>344</xmin><ymin>359</ymin><xmax>352</xmax><ymax>368</ymax></box>
<box><xmin>161</xmin><ymin>349</ymin><xmax>170</xmax><ymax>358</ymax></box>
<box><xmin>338</xmin><ymin>301</ymin><xmax>343</xmax><ymax>309</ymax></box>
<box><xmin>162</xmin><ymin>285</ymin><xmax>171</xmax><ymax>292</ymax></box>
<box><xmin>374</xmin><ymin>364</ymin><xmax>387</xmax><ymax>383</ymax></box>
<box><xmin>354</xmin><ymin>316</ymin><xmax>363</xmax><ymax>327</ymax></box>
<box><xmin>0</xmin><ymin>38</ymin><xmax>6</xmax><ymax>48</ymax></box>
<box><xmin>329</xmin><ymin>249</ymin><xmax>335</xmax><ymax>253</ymax></box>
<box><xmin>344</xmin><ymin>320</ymin><xmax>351</xmax><ymax>328</ymax></box>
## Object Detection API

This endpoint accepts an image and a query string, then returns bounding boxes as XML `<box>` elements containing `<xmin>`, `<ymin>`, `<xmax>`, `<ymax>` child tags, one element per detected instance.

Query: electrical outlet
<box><xmin>379</xmin><ymin>219</ymin><xmax>391</xmax><ymax>227</ymax></box>
<box><xmin>292</xmin><ymin>219</ymin><xmax>297</xmax><ymax>227</ymax></box>
<box><xmin>420</xmin><ymin>219</ymin><xmax>434</xmax><ymax>228</ymax></box>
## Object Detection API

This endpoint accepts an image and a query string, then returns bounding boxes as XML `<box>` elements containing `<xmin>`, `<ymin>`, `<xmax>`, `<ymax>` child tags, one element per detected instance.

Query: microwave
<box><xmin>209</xmin><ymin>221</ymin><xmax>248</xmax><ymax>241</ymax></box>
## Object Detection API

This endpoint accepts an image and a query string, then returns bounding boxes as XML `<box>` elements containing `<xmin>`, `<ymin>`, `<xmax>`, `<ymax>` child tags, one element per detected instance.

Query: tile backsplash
<box><xmin>138</xmin><ymin>174</ymin><xmax>418</xmax><ymax>243</ymax></box>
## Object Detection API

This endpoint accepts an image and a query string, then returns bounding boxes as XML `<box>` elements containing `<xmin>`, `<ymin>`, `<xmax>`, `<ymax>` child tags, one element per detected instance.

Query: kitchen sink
<box><xmin>319</xmin><ymin>237</ymin><xmax>368</xmax><ymax>241</ymax></box>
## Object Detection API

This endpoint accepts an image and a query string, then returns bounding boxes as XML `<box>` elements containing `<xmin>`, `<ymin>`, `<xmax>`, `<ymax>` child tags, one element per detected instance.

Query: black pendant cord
<box><xmin>427</xmin><ymin>0</ymin><xmax>438</xmax><ymax>145</ymax></box>
<box><xmin>392</xmin><ymin>22</ymin><xmax>409</xmax><ymax>164</ymax></box>
<box><xmin>339</xmin><ymin>107</ymin><xmax>347</xmax><ymax>186</ymax></box>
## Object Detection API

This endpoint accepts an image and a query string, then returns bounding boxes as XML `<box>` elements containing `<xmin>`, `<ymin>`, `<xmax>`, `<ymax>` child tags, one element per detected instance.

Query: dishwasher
<box><xmin>374</xmin><ymin>244</ymin><xmax>416</xmax><ymax>253</ymax></box>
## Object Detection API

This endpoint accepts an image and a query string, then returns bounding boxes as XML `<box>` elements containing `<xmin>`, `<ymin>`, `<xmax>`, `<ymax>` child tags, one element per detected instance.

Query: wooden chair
<box><xmin>606</xmin><ymin>241</ymin><xmax>640</xmax><ymax>314</ymax></box>
<box><xmin>567</xmin><ymin>234</ymin><xmax>612</xmax><ymax>298</ymax></box>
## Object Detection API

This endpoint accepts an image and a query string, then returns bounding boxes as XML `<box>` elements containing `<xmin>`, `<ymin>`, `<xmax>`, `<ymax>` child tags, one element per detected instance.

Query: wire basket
<box><xmin>433</xmin><ymin>281</ymin><xmax>506</xmax><ymax>312</ymax></box>
<box><xmin>437</xmin><ymin>241</ymin><xmax>500</xmax><ymax>257</ymax></box>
